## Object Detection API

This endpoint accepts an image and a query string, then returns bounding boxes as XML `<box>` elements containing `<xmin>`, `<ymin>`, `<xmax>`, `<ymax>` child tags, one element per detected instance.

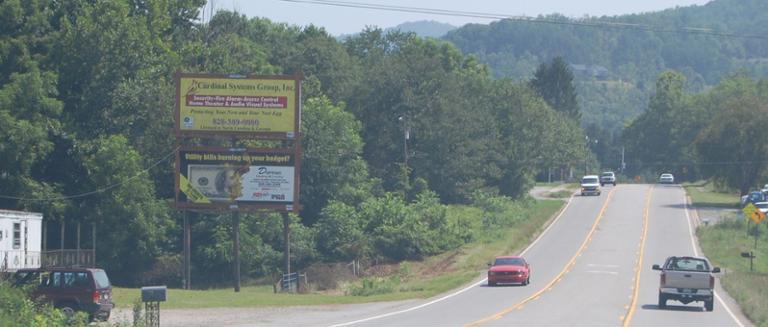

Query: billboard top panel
<box><xmin>175</xmin><ymin>73</ymin><xmax>301</xmax><ymax>139</ymax></box>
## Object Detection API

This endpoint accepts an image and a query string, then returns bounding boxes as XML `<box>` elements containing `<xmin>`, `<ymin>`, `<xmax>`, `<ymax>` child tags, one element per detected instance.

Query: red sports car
<box><xmin>487</xmin><ymin>256</ymin><xmax>530</xmax><ymax>286</ymax></box>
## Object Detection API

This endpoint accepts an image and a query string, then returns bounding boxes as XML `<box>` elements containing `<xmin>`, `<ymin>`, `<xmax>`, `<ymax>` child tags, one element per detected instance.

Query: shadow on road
<box><xmin>481</xmin><ymin>283</ymin><xmax>527</xmax><ymax>288</ymax></box>
<box><xmin>641</xmin><ymin>304</ymin><xmax>705</xmax><ymax>312</ymax></box>
<box><xmin>662</xmin><ymin>203</ymin><xmax>737</xmax><ymax>210</ymax></box>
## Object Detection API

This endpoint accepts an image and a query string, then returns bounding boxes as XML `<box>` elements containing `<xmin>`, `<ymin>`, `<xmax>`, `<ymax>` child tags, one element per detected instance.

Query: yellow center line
<box><xmin>464</xmin><ymin>187</ymin><xmax>618</xmax><ymax>327</ymax></box>
<box><xmin>621</xmin><ymin>185</ymin><xmax>653</xmax><ymax>326</ymax></box>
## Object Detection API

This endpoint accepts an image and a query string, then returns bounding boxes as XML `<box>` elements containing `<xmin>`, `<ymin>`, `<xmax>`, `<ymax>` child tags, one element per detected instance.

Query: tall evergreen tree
<box><xmin>530</xmin><ymin>57</ymin><xmax>580</xmax><ymax>121</ymax></box>
<box><xmin>623</xmin><ymin>71</ymin><xmax>687</xmax><ymax>175</ymax></box>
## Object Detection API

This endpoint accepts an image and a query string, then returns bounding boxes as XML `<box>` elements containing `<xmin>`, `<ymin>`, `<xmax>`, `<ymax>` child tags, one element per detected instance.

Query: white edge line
<box><xmin>327</xmin><ymin>191</ymin><xmax>577</xmax><ymax>327</ymax></box>
<box><xmin>682</xmin><ymin>187</ymin><xmax>745</xmax><ymax>327</ymax></box>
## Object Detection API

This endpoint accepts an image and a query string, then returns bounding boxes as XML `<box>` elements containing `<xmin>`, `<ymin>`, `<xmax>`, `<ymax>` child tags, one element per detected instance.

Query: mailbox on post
<box><xmin>141</xmin><ymin>286</ymin><xmax>167</xmax><ymax>302</ymax></box>
<box><xmin>141</xmin><ymin>285</ymin><xmax>167</xmax><ymax>327</ymax></box>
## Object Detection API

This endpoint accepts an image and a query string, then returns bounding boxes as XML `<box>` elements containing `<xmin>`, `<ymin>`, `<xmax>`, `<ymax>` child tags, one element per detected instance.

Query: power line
<box><xmin>0</xmin><ymin>146</ymin><xmax>179</xmax><ymax>202</ymax></box>
<box><xmin>277</xmin><ymin>0</ymin><xmax>768</xmax><ymax>40</ymax></box>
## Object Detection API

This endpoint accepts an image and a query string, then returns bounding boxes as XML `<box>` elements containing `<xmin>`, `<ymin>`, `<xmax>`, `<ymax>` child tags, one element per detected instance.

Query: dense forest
<box><xmin>1</xmin><ymin>0</ymin><xmax>767</xmax><ymax>287</ymax></box>
<box><xmin>444</xmin><ymin>0</ymin><xmax>768</xmax><ymax>168</ymax></box>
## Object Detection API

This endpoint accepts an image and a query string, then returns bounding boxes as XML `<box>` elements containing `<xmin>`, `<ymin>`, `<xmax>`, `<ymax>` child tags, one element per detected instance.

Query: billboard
<box><xmin>175</xmin><ymin>147</ymin><xmax>300</xmax><ymax>212</ymax></box>
<box><xmin>175</xmin><ymin>73</ymin><xmax>301</xmax><ymax>139</ymax></box>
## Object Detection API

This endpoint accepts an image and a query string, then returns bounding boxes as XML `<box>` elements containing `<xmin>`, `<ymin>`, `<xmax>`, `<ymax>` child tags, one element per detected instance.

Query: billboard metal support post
<box><xmin>233</xmin><ymin>210</ymin><xmax>241</xmax><ymax>292</ymax></box>
<box><xmin>183</xmin><ymin>213</ymin><xmax>191</xmax><ymax>290</ymax></box>
<box><xmin>283</xmin><ymin>212</ymin><xmax>291</xmax><ymax>279</ymax></box>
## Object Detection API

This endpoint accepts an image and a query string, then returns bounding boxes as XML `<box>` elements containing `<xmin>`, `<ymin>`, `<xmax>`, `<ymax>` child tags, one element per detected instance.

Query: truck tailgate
<box><xmin>664</xmin><ymin>271</ymin><xmax>710</xmax><ymax>289</ymax></box>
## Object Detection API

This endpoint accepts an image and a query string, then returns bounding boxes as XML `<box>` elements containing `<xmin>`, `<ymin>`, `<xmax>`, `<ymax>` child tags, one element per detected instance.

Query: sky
<box><xmin>203</xmin><ymin>0</ymin><xmax>714</xmax><ymax>36</ymax></box>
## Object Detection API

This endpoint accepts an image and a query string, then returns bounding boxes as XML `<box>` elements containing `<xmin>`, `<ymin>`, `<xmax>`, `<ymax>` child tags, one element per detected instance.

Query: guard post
<box><xmin>141</xmin><ymin>285</ymin><xmax>167</xmax><ymax>327</ymax></box>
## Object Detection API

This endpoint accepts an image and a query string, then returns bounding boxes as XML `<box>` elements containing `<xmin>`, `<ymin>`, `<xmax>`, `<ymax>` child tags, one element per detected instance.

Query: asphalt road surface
<box><xmin>152</xmin><ymin>184</ymin><xmax>753</xmax><ymax>327</ymax></box>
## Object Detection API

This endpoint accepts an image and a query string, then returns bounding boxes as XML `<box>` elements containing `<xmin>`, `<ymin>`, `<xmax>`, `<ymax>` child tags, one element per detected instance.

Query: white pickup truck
<box><xmin>652</xmin><ymin>256</ymin><xmax>721</xmax><ymax>311</ymax></box>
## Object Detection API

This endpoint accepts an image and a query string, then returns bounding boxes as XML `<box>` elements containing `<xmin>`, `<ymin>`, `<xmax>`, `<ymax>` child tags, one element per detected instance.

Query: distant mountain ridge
<box><xmin>387</xmin><ymin>20</ymin><xmax>457</xmax><ymax>38</ymax></box>
<box><xmin>439</xmin><ymin>0</ymin><xmax>768</xmax><ymax>132</ymax></box>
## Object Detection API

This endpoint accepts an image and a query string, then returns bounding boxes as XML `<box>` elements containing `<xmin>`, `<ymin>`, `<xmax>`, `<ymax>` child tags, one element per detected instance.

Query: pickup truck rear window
<box><xmin>665</xmin><ymin>257</ymin><xmax>710</xmax><ymax>271</ymax></box>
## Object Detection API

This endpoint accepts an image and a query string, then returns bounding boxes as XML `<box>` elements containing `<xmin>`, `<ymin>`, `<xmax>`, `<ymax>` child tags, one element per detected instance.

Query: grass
<box><xmin>689</xmin><ymin>181</ymin><xmax>768</xmax><ymax>327</ymax></box>
<box><xmin>113</xmin><ymin>285</ymin><xmax>424</xmax><ymax>309</ymax></box>
<box><xmin>698</xmin><ymin>220</ymin><xmax>768</xmax><ymax>327</ymax></box>
<box><xmin>113</xmin><ymin>198</ymin><xmax>565</xmax><ymax>310</ymax></box>
<box><xmin>683</xmin><ymin>180</ymin><xmax>740</xmax><ymax>208</ymax></box>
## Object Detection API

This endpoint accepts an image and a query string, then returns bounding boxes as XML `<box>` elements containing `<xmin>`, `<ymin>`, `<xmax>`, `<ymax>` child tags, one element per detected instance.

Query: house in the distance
<box><xmin>0</xmin><ymin>209</ymin><xmax>42</xmax><ymax>271</ymax></box>
<box><xmin>569</xmin><ymin>64</ymin><xmax>611</xmax><ymax>80</ymax></box>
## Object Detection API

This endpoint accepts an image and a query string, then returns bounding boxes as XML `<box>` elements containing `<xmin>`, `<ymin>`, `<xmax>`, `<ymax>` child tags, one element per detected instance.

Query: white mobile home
<box><xmin>0</xmin><ymin>209</ymin><xmax>42</xmax><ymax>271</ymax></box>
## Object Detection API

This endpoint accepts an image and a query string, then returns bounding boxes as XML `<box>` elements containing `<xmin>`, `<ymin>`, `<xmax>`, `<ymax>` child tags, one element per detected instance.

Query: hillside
<box><xmin>443</xmin><ymin>0</ymin><xmax>768</xmax><ymax>132</ymax></box>
<box><xmin>388</xmin><ymin>20</ymin><xmax>457</xmax><ymax>38</ymax></box>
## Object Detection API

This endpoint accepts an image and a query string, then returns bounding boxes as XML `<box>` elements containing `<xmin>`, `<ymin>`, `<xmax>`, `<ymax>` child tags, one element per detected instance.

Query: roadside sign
<box><xmin>743</xmin><ymin>203</ymin><xmax>758</xmax><ymax>218</ymax></box>
<box><xmin>750</xmin><ymin>209</ymin><xmax>765</xmax><ymax>225</ymax></box>
<box><xmin>174</xmin><ymin>146</ymin><xmax>300</xmax><ymax>212</ymax></box>
<box><xmin>174</xmin><ymin>73</ymin><xmax>301</xmax><ymax>139</ymax></box>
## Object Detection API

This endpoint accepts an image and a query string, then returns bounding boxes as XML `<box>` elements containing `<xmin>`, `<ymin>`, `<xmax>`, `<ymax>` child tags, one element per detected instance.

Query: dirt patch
<box><xmin>418</xmin><ymin>250</ymin><xmax>461</xmax><ymax>278</ymax></box>
<box><xmin>305</xmin><ymin>262</ymin><xmax>357</xmax><ymax>290</ymax></box>
<box><xmin>362</xmin><ymin>262</ymin><xmax>401</xmax><ymax>277</ymax></box>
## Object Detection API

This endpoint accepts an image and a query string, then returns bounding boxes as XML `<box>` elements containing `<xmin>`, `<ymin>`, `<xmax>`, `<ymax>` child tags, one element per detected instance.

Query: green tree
<box><xmin>695</xmin><ymin>76</ymin><xmax>768</xmax><ymax>194</ymax></box>
<box><xmin>0</xmin><ymin>67</ymin><xmax>62</xmax><ymax>209</ymax></box>
<box><xmin>314</xmin><ymin>201</ymin><xmax>367</xmax><ymax>261</ymax></box>
<box><xmin>346</xmin><ymin>31</ymin><xmax>498</xmax><ymax>202</ymax></box>
<box><xmin>75</xmin><ymin>135</ymin><xmax>174</xmax><ymax>284</ymax></box>
<box><xmin>530</xmin><ymin>57</ymin><xmax>580</xmax><ymax>121</ymax></box>
<box><xmin>300</xmin><ymin>97</ymin><xmax>376</xmax><ymax>224</ymax></box>
<box><xmin>490</xmin><ymin>81</ymin><xmax>585</xmax><ymax>196</ymax></box>
<box><xmin>278</xmin><ymin>25</ymin><xmax>362</xmax><ymax>103</ymax></box>
<box><xmin>623</xmin><ymin>71</ymin><xmax>688</xmax><ymax>175</ymax></box>
<box><xmin>53</xmin><ymin>0</ymin><xmax>181</xmax><ymax>139</ymax></box>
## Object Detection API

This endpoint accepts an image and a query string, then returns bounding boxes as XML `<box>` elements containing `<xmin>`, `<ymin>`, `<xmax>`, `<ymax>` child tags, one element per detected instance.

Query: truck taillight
<box><xmin>709</xmin><ymin>276</ymin><xmax>715</xmax><ymax>289</ymax></box>
<box><xmin>660</xmin><ymin>273</ymin><xmax>666</xmax><ymax>287</ymax></box>
<box><xmin>92</xmin><ymin>290</ymin><xmax>100</xmax><ymax>303</ymax></box>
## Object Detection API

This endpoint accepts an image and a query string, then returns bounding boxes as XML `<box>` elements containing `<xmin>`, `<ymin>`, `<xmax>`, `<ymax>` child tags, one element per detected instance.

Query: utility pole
<box><xmin>621</xmin><ymin>146</ymin><xmax>625</xmax><ymax>173</ymax></box>
<box><xmin>398</xmin><ymin>116</ymin><xmax>409</xmax><ymax>199</ymax></box>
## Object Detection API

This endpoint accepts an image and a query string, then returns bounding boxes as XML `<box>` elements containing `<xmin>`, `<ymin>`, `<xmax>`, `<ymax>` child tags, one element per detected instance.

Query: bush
<box><xmin>358</xmin><ymin>191</ymin><xmax>467</xmax><ymax>261</ymax></box>
<box><xmin>345</xmin><ymin>277</ymin><xmax>396</xmax><ymax>296</ymax></box>
<box><xmin>0</xmin><ymin>281</ymin><xmax>87</xmax><ymax>327</ymax></box>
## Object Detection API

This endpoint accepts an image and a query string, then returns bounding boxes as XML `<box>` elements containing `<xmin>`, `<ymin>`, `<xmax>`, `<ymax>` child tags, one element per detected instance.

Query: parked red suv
<box><xmin>13</xmin><ymin>267</ymin><xmax>115</xmax><ymax>321</ymax></box>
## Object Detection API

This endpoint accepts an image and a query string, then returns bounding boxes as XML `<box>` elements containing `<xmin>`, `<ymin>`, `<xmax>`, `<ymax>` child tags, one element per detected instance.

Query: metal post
<box><xmin>144</xmin><ymin>302</ymin><xmax>159</xmax><ymax>327</ymax></box>
<box><xmin>183</xmin><ymin>213</ymin><xmax>191</xmax><ymax>290</ymax></box>
<box><xmin>232</xmin><ymin>211</ymin><xmax>241</xmax><ymax>292</ymax></box>
<box><xmin>755</xmin><ymin>224</ymin><xmax>759</xmax><ymax>250</ymax></box>
<box><xmin>76</xmin><ymin>222</ymin><xmax>81</xmax><ymax>266</ymax></box>
<box><xmin>92</xmin><ymin>223</ymin><xmax>96</xmax><ymax>267</ymax></box>
<box><xmin>60</xmin><ymin>221</ymin><xmax>65</xmax><ymax>251</ymax></box>
<box><xmin>42</xmin><ymin>221</ymin><xmax>47</xmax><ymax>254</ymax></box>
<box><xmin>283</xmin><ymin>212</ymin><xmax>291</xmax><ymax>279</ymax></box>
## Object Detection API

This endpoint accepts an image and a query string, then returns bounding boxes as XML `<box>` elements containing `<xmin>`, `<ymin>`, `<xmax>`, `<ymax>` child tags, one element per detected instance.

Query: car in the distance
<box><xmin>600</xmin><ymin>171</ymin><xmax>616</xmax><ymax>186</ymax></box>
<box><xmin>741</xmin><ymin>191</ymin><xmax>766</xmax><ymax>207</ymax></box>
<box><xmin>487</xmin><ymin>256</ymin><xmax>530</xmax><ymax>286</ymax></box>
<box><xmin>580</xmin><ymin>175</ymin><xmax>601</xmax><ymax>196</ymax></box>
<box><xmin>658</xmin><ymin>173</ymin><xmax>675</xmax><ymax>184</ymax></box>
<box><xmin>12</xmin><ymin>266</ymin><xmax>114</xmax><ymax>321</ymax></box>
<box><xmin>753</xmin><ymin>202</ymin><xmax>768</xmax><ymax>214</ymax></box>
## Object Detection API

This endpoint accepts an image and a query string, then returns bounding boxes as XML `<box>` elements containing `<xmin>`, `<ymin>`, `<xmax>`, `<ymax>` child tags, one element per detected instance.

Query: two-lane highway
<box><xmin>630</xmin><ymin>184</ymin><xmax>747</xmax><ymax>326</ymax></box>
<box><xmin>251</xmin><ymin>184</ymin><xmax>752</xmax><ymax>327</ymax></box>
<box><xmin>329</xmin><ymin>185</ymin><xmax>619</xmax><ymax>327</ymax></box>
